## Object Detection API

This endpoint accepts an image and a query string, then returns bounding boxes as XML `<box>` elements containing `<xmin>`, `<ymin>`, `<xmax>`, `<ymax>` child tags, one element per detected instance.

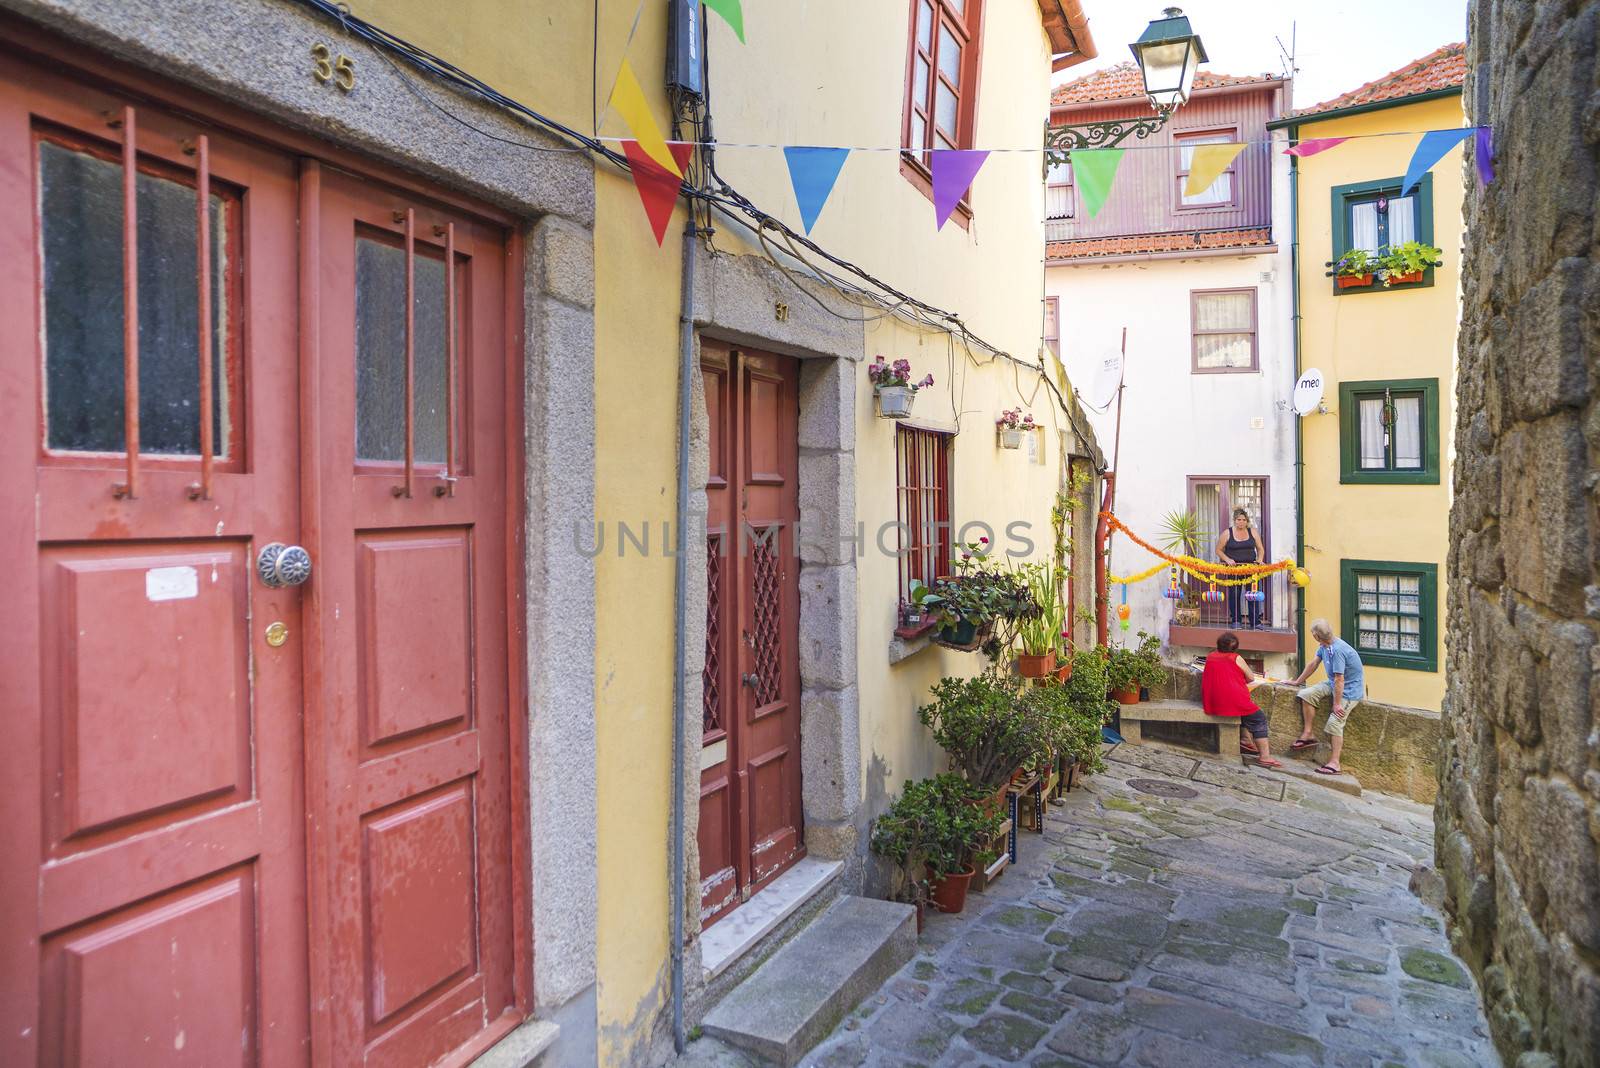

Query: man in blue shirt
<box><xmin>1287</xmin><ymin>618</ymin><xmax>1366</xmax><ymax>775</ymax></box>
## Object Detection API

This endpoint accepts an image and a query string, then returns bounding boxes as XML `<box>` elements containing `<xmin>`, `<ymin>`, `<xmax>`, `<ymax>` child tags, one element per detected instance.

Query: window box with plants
<box><xmin>996</xmin><ymin>408</ymin><xmax>1034</xmax><ymax>450</ymax></box>
<box><xmin>926</xmin><ymin>541</ymin><xmax>1036</xmax><ymax>652</ymax></box>
<box><xmin>1106</xmin><ymin>630</ymin><xmax>1166</xmax><ymax>705</ymax></box>
<box><xmin>1333</xmin><ymin>249</ymin><xmax>1376</xmax><ymax>289</ymax></box>
<box><xmin>1377</xmin><ymin>240</ymin><xmax>1442</xmax><ymax>286</ymax></box>
<box><xmin>870</xmin><ymin>773</ymin><xmax>1005</xmax><ymax>917</ymax></box>
<box><xmin>868</xmin><ymin>355</ymin><xmax>934</xmax><ymax>420</ymax></box>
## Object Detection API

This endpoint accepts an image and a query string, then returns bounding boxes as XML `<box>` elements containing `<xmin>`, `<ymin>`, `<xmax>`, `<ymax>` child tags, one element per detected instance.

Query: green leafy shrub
<box><xmin>870</xmin><ymin>774</ymin><xmax>1005</xmax><ymax>879</ymax></box>
<box><xmin>1107</xmin><ymin>630</ymin><xmax>1165</xmax><ymax>694</ymax></box>
<box><xmin>918</xmin><ymin>669</ymin><xmax>1051</xmax><ymax>789</ymax></box>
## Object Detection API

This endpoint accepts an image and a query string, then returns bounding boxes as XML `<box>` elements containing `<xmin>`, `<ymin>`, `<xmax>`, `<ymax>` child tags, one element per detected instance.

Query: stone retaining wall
<box><xmin>1153</xmin><ymin>666</ymin><xmax>1441</xmax><ymax>805</ymax></box>
<box><xmin>1436</xmin><ymin>4</ymin><xmax>1600</xmax><ymax>1065</ymax></box>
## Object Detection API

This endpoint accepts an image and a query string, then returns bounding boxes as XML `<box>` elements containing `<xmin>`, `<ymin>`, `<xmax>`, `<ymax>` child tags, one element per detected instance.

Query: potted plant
<box><xmin>902</xmin><ymin>578</ymin><xmax>942</xmax><ymax>630</ymax></box>
<box><xmin>1010</xmin><ymin>561</ymin><xmax>1065</xmax><ymax>678</ymax></box>
<box><xmin>1157</xmin><ymin>510</ymin><xmax>1204</xmax><ymax>626</ymax></box>
<box><xmin>870</xmin><ymin>774</ymin><xmax>1004</xmax><ymax>915</ymax></box>
<box><xmin>1333</xmin><ymin>248</ymin><xmax>1376</xmax><ymax>289</ymax></box>
<box><xmin>1378</xmin><ymin>240</ymin><xmax>1442</xmax><ymax>286</ymax></box>
<box><xmin>996</xmin><ymin>409</ymin><xmax>1034</xmax><ymax>450</ymax></box>
<box><xmin>1107</xmin><ymin>630</ymin><xmax>1165</xmax><ymax>704</ymax></box>
<box><xmin>868</xmin><ymin>356</ymin><xmax>934</xmax><ymax>419</ymax></box>
<box><xmin>928</xmin><ymin>542</ymin><xmax>1036</xmax><ymax>652</ymax></box>
<box><xmin>918</xmin><ymin>669</ymin><xmax>1053</xmax><ymax>791</ymax></box>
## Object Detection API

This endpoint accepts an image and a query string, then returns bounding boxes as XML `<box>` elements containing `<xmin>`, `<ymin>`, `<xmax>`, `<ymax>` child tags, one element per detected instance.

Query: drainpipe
<box><xmin>1288</xmin><ymin>122</ymin><xmax>1307</xmax><ymax>671</ymax></box>
<box><xmin>669</xmin><ymin>215</ymin><xmax>695</xmax><ymax>1056</ymax></box>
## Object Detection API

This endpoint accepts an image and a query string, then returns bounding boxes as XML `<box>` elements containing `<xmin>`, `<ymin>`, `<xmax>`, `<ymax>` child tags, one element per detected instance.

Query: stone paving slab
<box><xmin>674</xmin><ymin>750</ymin><xmax>1497</xmax><ymax>1068</ymax></box>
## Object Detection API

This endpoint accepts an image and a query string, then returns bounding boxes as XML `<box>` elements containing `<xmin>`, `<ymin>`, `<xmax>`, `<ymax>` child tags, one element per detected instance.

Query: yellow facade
<box><xmin>1292</xmin><ymin>93</ymin><xmax>1465</xmax><ymax>711</ymax></box>
<box><xmin>338</xmin><ymin>3</ymin><xmax>1089</xmax><ymax>1061</ymax></box>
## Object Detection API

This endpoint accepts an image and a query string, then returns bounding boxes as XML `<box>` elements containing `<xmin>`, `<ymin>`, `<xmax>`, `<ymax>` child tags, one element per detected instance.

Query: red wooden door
<box><xmin>0</xmin><ymin>54</ymin><xmax>521</xmax><ymax>1068</ymax></box>
<box><xmin>0</xmin><ymin>63</ymin><xmax>309</xmax><ymax>1066</ymax></box>
<box><xmin>307</xmin><ymin>168</ymin><xmax>517</xmax><ymax>1066</ymax></box>
<box><xmin>698</xmin><ymin>343</ymin><xmax>805</xmax><ymax>928</ymax></box>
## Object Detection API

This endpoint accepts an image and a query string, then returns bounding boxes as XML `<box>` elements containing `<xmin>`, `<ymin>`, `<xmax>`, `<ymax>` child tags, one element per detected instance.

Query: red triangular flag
<box><xmin>623</xmin><ymin>140</ymin><xmax>694</xmax><ymax>246</ymax></box>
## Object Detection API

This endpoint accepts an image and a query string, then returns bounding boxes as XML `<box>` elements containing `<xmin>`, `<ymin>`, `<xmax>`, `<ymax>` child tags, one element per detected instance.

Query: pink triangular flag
<box><xmin>1285</xmin><ymin>137</ymin><xmax>1350</xmax><ymax>157</ymax></box>
<box><xmin>931</xmin><ymin>149</ymin><xmax>989</xmax><ymax>229</ymax></box>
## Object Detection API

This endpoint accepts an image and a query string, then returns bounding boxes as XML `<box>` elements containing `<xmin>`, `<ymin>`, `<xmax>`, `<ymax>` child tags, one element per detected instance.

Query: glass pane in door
<box><xmin>354</xmin><ymin>237</ymin><xmax>449</xmax><ymax>463</ymax></box>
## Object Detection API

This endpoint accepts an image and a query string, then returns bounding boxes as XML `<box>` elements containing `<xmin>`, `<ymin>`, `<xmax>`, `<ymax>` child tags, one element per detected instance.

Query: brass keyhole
<box><xmin>265</xmin><ymin>621</ymin><xmax>289</xmax><ymax>648</ymax></box>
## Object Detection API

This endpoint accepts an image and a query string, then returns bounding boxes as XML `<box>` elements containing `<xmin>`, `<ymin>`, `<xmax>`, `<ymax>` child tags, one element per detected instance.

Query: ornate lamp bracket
<box><xmin>1043</xmin><ymin>106</ymin><xmax>1175</xmax><ymax>172</ymax></box>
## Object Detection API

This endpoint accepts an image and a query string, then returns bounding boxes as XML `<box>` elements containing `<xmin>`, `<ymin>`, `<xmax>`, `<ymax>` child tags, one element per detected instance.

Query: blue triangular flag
<box><xmin>1401</xmin><ymin>128</ymin><xmax>1476</xmax><ymax>197</ymax></box>
<box><xmin>783</xmin><ymin>147</ymin><xmax>850</xmax><ymax>234</ymax></box>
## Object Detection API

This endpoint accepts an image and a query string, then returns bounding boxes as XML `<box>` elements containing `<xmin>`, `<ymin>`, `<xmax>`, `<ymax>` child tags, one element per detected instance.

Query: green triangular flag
<box><xmin>1072</xmin><ymin>149</ymin><xmax>1125</xmax><ymax>219</ymax></box>
<box><xmin>703</xmin><ymin>0</ymin><xmax>745</xmax><ymax>42</ymax></box>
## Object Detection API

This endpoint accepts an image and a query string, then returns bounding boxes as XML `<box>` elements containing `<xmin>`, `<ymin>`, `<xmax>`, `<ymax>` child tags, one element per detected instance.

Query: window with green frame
<box><xmin>1341</xmin><ymin>560</ymin><xmax>1437</xmax><ymax>671</ymax></box>
<box><xmin>1338</xmin><ymin>378</ymin><xmax>1440</xmax><ymax>484</ymax></box>
<box><xmin>1329</xmin><ymin>173</ymin><xmax>1434</xmax><ymax>293</ymax></box>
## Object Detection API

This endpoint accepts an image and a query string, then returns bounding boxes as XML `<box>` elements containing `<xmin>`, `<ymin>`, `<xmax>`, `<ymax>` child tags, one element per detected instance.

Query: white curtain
<box><xmin>1193</xmin><ymin>291</ymin><xmax>1253</xmax><ymax>369</ymax></box>
<box><xmin>1179</xmin><ymin>134</ymin><xmax>1232</xmax><ymax>206</ymax></box>
<box><xmin>1387</xmin><ymin>194</ymin><xmax>1416</xmax><ymax>246</ymax></box>
<box><xmin>1359</xmin><ymin>398</ymin><xmax>1386</xmax><ymax>467</ymax></box>
<box><xmin>1349</xmin><ymin>202</ymin><xmax>1380</xmax><ymax>253</ymax></box>
<box><xmin>1393</xmin><ymin>396</ymin><xmax>1422</xmax><ymax>467</ymax></box>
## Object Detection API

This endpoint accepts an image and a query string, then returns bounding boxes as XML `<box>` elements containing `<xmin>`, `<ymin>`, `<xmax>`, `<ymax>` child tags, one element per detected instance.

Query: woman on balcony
<box><xmin>1215</xmin><ymin>508</ymin><xmax>1266</xmax><ymax>630</ymax></box>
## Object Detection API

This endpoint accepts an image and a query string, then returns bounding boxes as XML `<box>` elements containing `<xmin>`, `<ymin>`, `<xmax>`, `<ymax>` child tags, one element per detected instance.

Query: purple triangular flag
<box><xmin>1401</xmin><ymin>128</ymin><xmax>1476</xmax><ymax>197</ymax></box>
<box><xmin>1475</xmin><ymin>126</ymin><xmax>1494</xmax><ymax>186</ymax></box>
<box><xmin>931</xmin><ymin>149</ymin><xmax>989</xmax><ymax>229</ymax></box>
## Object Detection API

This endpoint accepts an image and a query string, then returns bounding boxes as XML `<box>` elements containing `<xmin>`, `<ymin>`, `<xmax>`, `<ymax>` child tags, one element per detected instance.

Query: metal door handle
<box><xmin>257</xmin><ymin>543</ymin><xmax>313</xmax><ymax>588</ymax></box>
<box><xmin>742</xmin><ymin>672</ymin><xmax>761</xmax><ymax>688</ymax></box>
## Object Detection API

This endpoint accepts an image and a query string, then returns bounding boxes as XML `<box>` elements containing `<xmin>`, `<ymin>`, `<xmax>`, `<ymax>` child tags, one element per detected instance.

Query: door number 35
<box><xmin>311</xmin><ymin>44</ymin><xmax>356</xmax><ymax>92</ymax></box>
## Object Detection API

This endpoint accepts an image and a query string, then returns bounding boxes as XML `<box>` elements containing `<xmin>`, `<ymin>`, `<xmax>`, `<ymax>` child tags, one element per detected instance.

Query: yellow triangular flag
<box><xmin>612</xmin><ymin>59</ymin><xmax>681</xmax><ymax>178</ymax></box>
<box><xmin>1184</xmin><ymin>143</ymin><xmax>1246</xmax><ymax>199</ymax></box>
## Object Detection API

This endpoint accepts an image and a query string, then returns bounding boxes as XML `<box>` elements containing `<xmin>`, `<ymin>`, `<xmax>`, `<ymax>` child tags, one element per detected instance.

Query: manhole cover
<box><xmin>1127</xmin><ymin>778</ymin><xmax>1199</xmax><ymax>799</ymax></box>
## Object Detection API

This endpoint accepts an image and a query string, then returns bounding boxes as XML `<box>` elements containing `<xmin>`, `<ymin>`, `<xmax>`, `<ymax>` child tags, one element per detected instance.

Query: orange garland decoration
<box><xmin>1100</xmin><ymin>511</ymin><xmax>1295</xmax><ymax>579</ymax></box>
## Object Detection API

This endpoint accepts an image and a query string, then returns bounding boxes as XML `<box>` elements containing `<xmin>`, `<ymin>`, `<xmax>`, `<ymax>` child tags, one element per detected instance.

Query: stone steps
<box><xmin>1260</xmin><ymin>752</ymin><xmax>1362</xmax><ymax>796</ymax></box>
<box><xmin>700</xmin><ymin>895</ymin><xmax>916</xmax><ymax>1066</ymax></box>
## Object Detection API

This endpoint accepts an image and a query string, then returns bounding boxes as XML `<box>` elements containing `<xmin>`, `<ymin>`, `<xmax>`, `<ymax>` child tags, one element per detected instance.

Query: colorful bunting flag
<box><xmin>931</xmin><ymin>149</ymin><xmax>989</xmax><ymax>229</ymax></box>
<box><xmin>1475</xmin><ymin>126</ymin><xmax>1494</xmax><ymax>186</ymax></box>
<box><xmin>1184</xmin><ymin>143</ymin><xmax>1245</xmax><ymax>199</ymax></box>
<box><xmin>612</xmin><ymin>60</ymin><xmax>682</xmax><ymax>178</ymax></box>
<box><xmin>624</xmin><ymin>139</ymin><xmax>695</xmax><ymax>246</ymax></box>
<box><xmin>783</xmin><ymin>146</ymin><xmax>851</xmax><ymax>233</ymax></box>
<box><xmin>1284</xmin><ymin>137</ymin><xmax>1349</xmax><ymax>157</ymax></box>
<box><xmin>1072</xmin><ymin>149</ymin><xmax>1125</xmax><ymax>219</ymax></box>
<box><xmin>1401</xmin><ymin>128</ymin><xmax>1476</xmax><ymax>196</ymax></box>
<box><xmin>703</xmin><ymin>0</ymin><xmax>745</xmax><ymax>43</ymax></box>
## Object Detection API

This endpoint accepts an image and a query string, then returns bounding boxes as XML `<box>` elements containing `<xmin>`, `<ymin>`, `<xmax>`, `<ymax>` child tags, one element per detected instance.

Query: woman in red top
<box><xmin>1201</xmin><ymin>633</ymin><xmax>1281</xmax><ymax>768</ymax></box>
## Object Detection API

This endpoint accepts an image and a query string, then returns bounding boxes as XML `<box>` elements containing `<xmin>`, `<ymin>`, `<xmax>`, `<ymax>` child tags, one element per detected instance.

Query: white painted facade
<box><xmin>1046</xmin><ymin>131</ymin><xmax>1298</xmax><ymax>674</ymax></box>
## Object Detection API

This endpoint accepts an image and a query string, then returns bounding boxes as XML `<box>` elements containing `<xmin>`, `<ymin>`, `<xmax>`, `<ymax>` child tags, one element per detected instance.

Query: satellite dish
<box><xmin>1292</xmin><ymin>368</ymin><xmax>1325</xmax><ymax>416</ymax></box>
<box><xmin>1089</xmin><ymin>349</ymin><xmax>1125</xmax><ymax>409</ymax></box>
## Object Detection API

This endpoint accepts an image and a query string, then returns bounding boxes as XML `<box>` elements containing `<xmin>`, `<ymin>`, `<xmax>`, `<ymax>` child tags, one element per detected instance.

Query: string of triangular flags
<box><xmin>606</xmin><ymin>2</ymin><xmax>1492</xmax><ymax>244</ymax></box>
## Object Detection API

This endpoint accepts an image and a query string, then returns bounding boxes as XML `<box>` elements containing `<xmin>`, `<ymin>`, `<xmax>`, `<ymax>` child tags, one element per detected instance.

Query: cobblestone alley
<box><xmin>677</xmin><ymin>743</ymin><xmax>1495</xmax><ymax>1067</ymax></box>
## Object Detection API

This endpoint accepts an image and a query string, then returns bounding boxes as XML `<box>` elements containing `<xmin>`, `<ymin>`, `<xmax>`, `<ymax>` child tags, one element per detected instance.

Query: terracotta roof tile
<box><xmin>1292</xmin><ymin>42</ymin><xmax>1465</xmax><ymax>118</ymax></box>
<box><xmin>1051</xmin><ymin>61</ymin><xmax>1276</xmax><ymax>107</ymax></box>
<box><xmin>1046</xmin><ymin>227</ymin><xmax>1274</xmax><ymax>261</ymax></box>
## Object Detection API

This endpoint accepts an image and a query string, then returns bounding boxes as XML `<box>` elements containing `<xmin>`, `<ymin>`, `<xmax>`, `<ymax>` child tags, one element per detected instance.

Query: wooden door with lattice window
<box><xmin>698</xmin><ymin>342</ymin><xmax>804</xmax><ymax>928</ymax></box>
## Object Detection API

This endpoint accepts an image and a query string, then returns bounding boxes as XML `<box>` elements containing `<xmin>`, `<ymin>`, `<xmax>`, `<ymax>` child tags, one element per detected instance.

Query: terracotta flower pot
<box><xmin>1017</xmin><ymin>650</ymin><xmax>1056</xmax><ymax>678</ymax></box>
<box><xmin>1054</xmin><ymin>658</ymin><xmax>1074</xmax><ymax>683</ymax></box>
<box><xmin>1336</xmin><ymin>272</ymin><xmax>1373</xmax><ymax>289</ymax></box>
<box><xmin>1385</xmin><ymin>269</ymin><xmax>1424</xmax><ymax>285</ymax></box>
<box><xmin>927</xmin><ymin>865</ymin><xmax>976</xmax><ymax>914</ymax></box>
<box><xmin>1111</xmin><ymin>687</ymin><xmax>1141</xmax><ymax>705</ymax></box>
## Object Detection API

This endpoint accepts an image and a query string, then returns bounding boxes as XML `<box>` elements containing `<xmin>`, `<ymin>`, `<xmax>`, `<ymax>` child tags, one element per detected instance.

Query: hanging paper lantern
<box><xmin>1117</xmin><ymin>604</ymin><xmax>1131</xmax><ymax>621</ymax></box>
<box><xmin>1119</xmin><ymin>618</ymin><xmax>1131</xmax><ymax>632</ymax></box>
<box><xmin>1292</xmin><ymin>567</ymin><xmax>1310</xmax><ymax>588</ymax></box>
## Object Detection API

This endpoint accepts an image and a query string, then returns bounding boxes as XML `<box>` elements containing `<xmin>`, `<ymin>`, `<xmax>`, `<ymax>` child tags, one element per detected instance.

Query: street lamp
<box><xmin>1045</xmin><ymin>7</ymin><xmax>1208</xmax><ymax>164</ymax></box>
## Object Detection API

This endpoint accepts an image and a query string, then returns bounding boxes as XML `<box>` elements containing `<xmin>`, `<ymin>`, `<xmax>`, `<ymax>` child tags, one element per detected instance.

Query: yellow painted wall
<box><xmin>1295</xmin><ymin>93</ymin><xmax>1464</xmax><ymax>711</ymax></box>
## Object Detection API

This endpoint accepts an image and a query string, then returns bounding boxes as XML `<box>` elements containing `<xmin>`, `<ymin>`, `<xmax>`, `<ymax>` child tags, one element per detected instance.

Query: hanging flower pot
<box><xmin>927</xmin><ymin>865</ymin><xmax>975</xmax><ymax>914</ymax></box>
<box><xmin>1017</xmin><ymin>649</ymin><xmax>1057</xmax><ymax>678</ymax></box>
<box><xmin>996</xmin><ymin>408</ymin><xmax>1033</xmax><ymax>449</ymax></box>
<box><xmin>1336</xmin><ymin>272</ymin><xmax>1373</xmax><ymax>289</ymax></box>
<box><xmin>868</xmin><ymin>356</ymin><xmax>933</xmax><ymax>420</ymax></box>
<box><xmin>999</xmin><ymin>427</ymin><xmax>1025</xmax><ymax>449</ymax></box>
<box><xmin>876</xmin><ymin>384</ymin><xmax>915</xmax><ymax>419</ymax></box>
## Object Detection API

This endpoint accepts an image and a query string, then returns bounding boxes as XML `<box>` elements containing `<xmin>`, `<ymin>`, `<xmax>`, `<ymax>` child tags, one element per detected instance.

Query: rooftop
<box><xmin>1046</xmin><ymin>227</ymin><xmax>1275</xmax><ymax>263</ymax></box>
<box><xmin>1291</xmin><ymin>42</ymin><xmax>1466</xmax><ymax>118</ymax></box>
<box><xmin>1051</xmin><ymin>61</ymin><xmax>1277</xmax><ymax>108</ymax></box>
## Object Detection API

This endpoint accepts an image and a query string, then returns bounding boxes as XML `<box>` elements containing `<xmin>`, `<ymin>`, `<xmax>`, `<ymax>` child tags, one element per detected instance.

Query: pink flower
<box><xmin>961</xmin><ymin>551</ymin><xmax>972</xmax><ymax>560</ymax></box>
<box><xmin>979</xmin><ymin>536</ymin><xmax>989</xmax><ymax>544</ymax></box>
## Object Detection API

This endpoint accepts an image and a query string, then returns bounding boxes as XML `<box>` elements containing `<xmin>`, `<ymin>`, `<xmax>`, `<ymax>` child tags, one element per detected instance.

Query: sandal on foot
<box><xmin>1256</xmin><ymin>757</ymin><xmax>1284</xmax><ymax>769</ymax></box>
<box><xmin>1314</xmin><ymin>763</ymin><xmax>1341</xmax><ymax>775</ymax></box>
<box><xmin>1289</xmin><ymin>738</ymin><xmax>1318</xmax><ymax>751</ymax></box>
<box><xmin>1240</xmin><ymin>741</ymin><xmax>1260</xmax><ymax>755</ymax></box>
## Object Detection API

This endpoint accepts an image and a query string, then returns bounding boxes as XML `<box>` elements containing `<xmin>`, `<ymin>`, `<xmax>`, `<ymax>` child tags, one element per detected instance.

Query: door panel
<box><xmin>0</xmin><ymin>56</ymin><xmax>307</xmax><ymax>1068</ymax></box>
<box><xmin>698</xmin><ymin>343</ymin><xmax>804</xmax><ymax>927</ymax></box>
<box><xmin>312</xmin><ymin>169</ymin><xmax>514</xmax><ymax>1066</ymax></box>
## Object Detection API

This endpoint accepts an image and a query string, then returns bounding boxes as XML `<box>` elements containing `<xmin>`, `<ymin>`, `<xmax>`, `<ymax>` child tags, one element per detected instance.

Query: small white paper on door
<box><xmin>146</xmin><ymin>565</ymin><xmax>199</xmax><ymax>602</ymax></box>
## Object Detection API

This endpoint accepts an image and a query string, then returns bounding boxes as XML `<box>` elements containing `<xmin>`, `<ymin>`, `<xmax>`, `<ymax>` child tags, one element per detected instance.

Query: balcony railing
<box><xmin>1167</xmin><ymin>568</ymin><xmax>1297</xmax><ymax>654</ymax></box>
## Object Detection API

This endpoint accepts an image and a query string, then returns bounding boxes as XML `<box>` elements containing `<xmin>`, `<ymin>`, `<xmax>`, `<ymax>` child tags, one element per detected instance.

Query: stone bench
<box><xmin>1116</xmin><ymin>698</ymin><xmax>1230</xmax><ymax>753</ymax></box>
